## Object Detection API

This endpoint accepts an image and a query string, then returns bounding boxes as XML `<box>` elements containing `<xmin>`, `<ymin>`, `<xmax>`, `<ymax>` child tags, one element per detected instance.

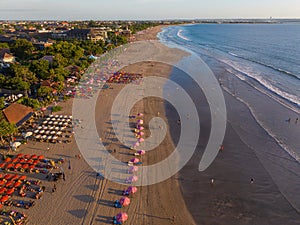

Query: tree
<box><xmin>0</xmin><ymin>97</ymin><xmax>5</xmax><ymax>110</ymax></box>
<box><xmin>37</xmin><ymin>86</ymin><xmax>52</xmax><ymax>98</ymax></box>
<box><xmin>10</xmin><ymin>39</ymin><xmax>34</xmax><ymax>60</ymax></box>
<box><xmin>9</xmin><ymin>77</ymin><xmax>30</xmax><ymax>92</ymax></box>
<box><xmin>11</xmin><ymin>64</ymin><xmax>37</xmax><ymax>84</ymax></box>
<box><xmin>0</xmin><ymin>74</ymin><xmax>6</xmax><ymax>87</ymax></box>
<box><xmin>0</xmin><ymin>43</ymin><xmax>9</xmax><ymax>48</ymax></box>
<box><xmin>0</xmin><ymin>120</ymin><xmax>17</xmax><ymax>144</ymax></box>
<box><xmin>17</xmin><ymin>97</ymin><xmax>41</xmax><ymax>109</ymax></box>
<box><xmin>30</xmin><ymin>59</ymin><xmax>50</xmax><ymax>80</ymax></box>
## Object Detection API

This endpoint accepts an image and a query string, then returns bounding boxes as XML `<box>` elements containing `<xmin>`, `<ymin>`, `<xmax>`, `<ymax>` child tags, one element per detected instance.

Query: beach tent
<box><xmin>119</xmin><ymin>197</ymin><xmax>131</xmax><ymax>207</ymax></box>
<box><xmin>115</xmin><ymin>212</ymin><xmax>128</xmax><ymax>223</ymax></box>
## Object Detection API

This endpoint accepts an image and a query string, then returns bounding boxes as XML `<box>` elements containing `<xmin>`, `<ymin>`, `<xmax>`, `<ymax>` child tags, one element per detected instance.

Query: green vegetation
<box><xmin>52</xmin><ymin>105</ymin><xmax>62</xmax><ymax>112</ymax></box>
<box><xmin>0</xmin><ymin>120</ymin><xmax>17</xmax><ymax>143</ymax></box>
<box><xmin>0</xmin><ymin>97</ymin><xmax>5</xmax><ymax>110</ymax></box>
<box><xmin>17</xmin><ymin>97</ymin><xmax>41</xmax><ymax>109</ymax></box>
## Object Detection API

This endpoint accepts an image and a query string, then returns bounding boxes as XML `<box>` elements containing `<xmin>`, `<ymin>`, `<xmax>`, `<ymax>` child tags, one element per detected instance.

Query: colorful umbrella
<box><xmin>137</xmin><ymin>113</ymin><xmax>144</xmax><ymax>117</ymax></box>
<box><xmin>4</xmin><ymin>158</ymin><xmax>11</xmax><ymax>163</ymax></box>
<box><xmin>130</xmin><ymin>158</ymin><xmax>140</xmax><ymax>163</ymax></box>
<box><xmin>138</xmin><ymin>126</ymin><xmax>145</xmax><ymax>131</ymax></box>
<box><xmin>127</xmin><ymin>175</ymin><xmax>138</xmax><ymax>183</ymax></box>
<box><xmin>6</xmin><ymin>188</ymin><xmax>15</xmax><ymax>195</ymax></box>
<box><xmin>0</xmin><ymin>163</ymin><xmax>6</xmax><ymax>169</ymax></box>
<box><xmin>126</xmin><ymin>186</ymin><xmax>138</xmax><ymax>194</ymax></box>
<box><xmin>38</xmin><ymin>155</ymin><xmax>44</xmax><ymax>160</ymax></box>
<box><xmin>22</xmin><ymin>164</ymin><xmax>29</xmax><ymax>169</ymax></box>
<box><xmin>19</xmin><ymin>175</ymin><xmax>27</xmax><ymax>181</ymax></box>
<box><xmin>138</xmin><ymin>138</ymin><xmax>145</xmax><ymax>142</ymax></box>
<box><xmin>0</xmin><ymin>195</ymin><xmax>9</xmax><ymax>203</ymax></box>
<box><xmin>24</xmin><ymin>154</ymin><xmax>31</xmax><ymax>159</ymax></box>
<box><xmin>0</xmin><ymin>188</ymin><xmax>6</xmax><ymax>195</ymax></box>
<box><xmin>137</xmin><ymin>150</ymin><xmax>146</xmax><ymax>155</ymax></box>
<box><xmin>13</xmin><ymin>182</ymin><xmax>22</xmax><ymax>188</ymax></box>
<box><xmin>138</xmin><ymin>132</ymin><xmax>145</xmax><ymax>136</ymax></box>
<box><xmin>119</xmin><ymin>197</ymin><xmax>131</xmax><ymax>206</ymax></box>
<box><xmin>128</xmin><ymin>166</ymin><xmax>138</xmax><ymax>173</ymax></box>
<box><xmin>115</xmin><ymin>212</ymin><xmax>128</xmax><ymax>223</ymax></box>
<box><xmin>137</xmin><ymin>119</ymin><xmax>144</xmax><ymax>125</ymax></box>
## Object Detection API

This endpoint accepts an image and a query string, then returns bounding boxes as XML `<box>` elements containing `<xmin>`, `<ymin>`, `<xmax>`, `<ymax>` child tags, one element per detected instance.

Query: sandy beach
<box><xmin>10</xmin><ymin>24</ymin><xmax>300</xmax><ymax>225</ymax></box>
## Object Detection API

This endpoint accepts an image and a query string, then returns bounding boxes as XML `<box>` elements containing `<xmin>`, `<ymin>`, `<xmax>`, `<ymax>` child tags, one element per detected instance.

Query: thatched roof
<box><xmin>3</xmin><ymin>103</ymin><xmax>34</xmax><ymax>127</ymax></box>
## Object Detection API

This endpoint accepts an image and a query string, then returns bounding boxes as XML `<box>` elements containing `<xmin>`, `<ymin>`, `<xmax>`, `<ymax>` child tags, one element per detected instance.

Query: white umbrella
<box><xmin>52</xmin><ymin>136</ymin><xmax>58</xmax><ymax>140</ymax></box>
<box><xmin>55</xmin><ymin>115</ymin><xmax>59</xmax><ymax>118</ymax></box>
<box><xmin>43</xmin><ymin>121</ymin><xmax>48</xmax><ymax>124</ymax></box>
<box><xmin>55</xmin><ymin>127</ymin><xmax>59</xmax><ymax>130</ymax></box>
<box><xmin>46</xmin><ymin>117</ymin><xmax>50</xmax><ymax>121</ymax></box>
<box><xmin>57</xmin><ymin>131</ymin><xmax>62</xmax><ymax>136</ymax></box>
<box><xmin>45</xmin><ymin>131</ymin><xmax>50</xmax><ymax>135</ymax></box>
<box><xmin>40</xmin><ymin>130</ymin><xmax>45</xmax><ymax>134</ymax></box>
<box><xmin>48</xmin><ymin>121</ymin><xmax>53</xmax><ymax>125</ymax></box>
<box><xmin>59</xmin><ymin>115</ymin><xmax>63</xmax><ymax>118</ymax></box>
<box><xmin>42</xmin><ymin>135</ymin><xmax>47</xmax><ymax>139</ymax></box>
<box><xmin>34</xmin><ymin>130</ymin><xmax>39</xmax><ymax>134</ymax></box>
<box><xmin>58</xmin><ymin>122</ymin><xmax>63</xmax><ymax>126</ymax></box>
<box><xmin>37</xmin><ymin>126</ymin><xmax>43</xmax><ymax>130</ymax></box>
<box><xmin>49</xmin><ymin>115</ymin><xmax>54</xmax><ymax>117</ymax></box>
<box><xmin>35</xmin><ymin>135</ymin><xmax>41</xmax><ymax>139</ymax></box>
<box><xmin>50</xmin><ymin>131</ymin><xmax>56</xmax><ymax>135</ymax></box>
<box><xmin>24</xmin><ymin>132</ymin><xmax>33</xmax><ymax>138</ymax></box>
<box><xmin>47</xmin><ymin>136</ymin><xmax>52</xmax><ymax>140</ymax></box>
<box><xmin>12</xmin><ymin>142</ymin><xmax>21</xmax><ymax>148</ymax></box>
<box><xmin>51</xmin><ymin>118</ymin><xmax>56</xmax><ymax>121</ymax></box>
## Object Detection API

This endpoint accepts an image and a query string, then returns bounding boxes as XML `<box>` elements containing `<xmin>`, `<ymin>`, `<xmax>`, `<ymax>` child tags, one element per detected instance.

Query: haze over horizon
<box><xmin>1</xmin><ymin>0</ymin><xmax>299</xmax><ymax>20</ymax></box>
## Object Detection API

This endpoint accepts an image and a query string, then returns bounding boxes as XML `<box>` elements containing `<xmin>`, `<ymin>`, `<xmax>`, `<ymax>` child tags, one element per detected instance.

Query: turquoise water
<box><xmin>159</xmin><ymin>23</ymin><xmax>300</xmax><ymax>108</ymax></box>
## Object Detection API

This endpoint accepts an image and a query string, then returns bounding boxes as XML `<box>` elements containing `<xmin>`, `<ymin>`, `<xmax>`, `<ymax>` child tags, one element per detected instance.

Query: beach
<box><xmin>12</xmin><ymin>24</ymin><xmax>300</xmax><ymax>225</ymax></box>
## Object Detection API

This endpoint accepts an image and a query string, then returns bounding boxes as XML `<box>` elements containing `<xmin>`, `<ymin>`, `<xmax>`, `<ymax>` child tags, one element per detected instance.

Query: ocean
<box><xmin>158</xmin><ymin>23</ymin><xmax>300</xmax><ymax>109</ymax></box>
<box><xmin>158</xmin><ymin>23</ymin><xmax>300</xmax><ymax>164</ymax></box>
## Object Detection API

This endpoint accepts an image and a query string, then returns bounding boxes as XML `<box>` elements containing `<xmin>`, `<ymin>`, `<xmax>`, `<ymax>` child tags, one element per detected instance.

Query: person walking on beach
<box><xmin>52</xmin><ymin>184</ymin><xmax>56</xmax><ymax>193</ymax></box>
<box><xmin>296</xmin><ymin>118</ymin><xmax>298</xmax><ymax>124</ymax></box>
<box><xmin>250</xmin><ymin>178</ymin><xmax>254</xmax><ymax>184</ymax></box>
<box><xmin>210</xmin><ymin>178</ymin><xmax>214</xmax><ymax>187</ymax></box>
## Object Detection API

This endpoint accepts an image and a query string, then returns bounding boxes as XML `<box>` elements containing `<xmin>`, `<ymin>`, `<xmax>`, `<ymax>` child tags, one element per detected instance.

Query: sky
<box><xmin>0</xmin><ymin>0</ymin><xmax>299</xmax><ymax>20</ymax></box>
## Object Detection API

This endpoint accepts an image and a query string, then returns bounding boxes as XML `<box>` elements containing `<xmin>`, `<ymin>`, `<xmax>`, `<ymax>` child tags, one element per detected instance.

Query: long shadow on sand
<box><xmin>73</xmin><ymin>195</ymin><xmax>95</xmax><ymax>203</ymax></box>
<box><xmin>98</xmin><ymin>199</ymin><xmax>114</xmax><ymax>207</ymax></box>
<box><xmin>95</xmin><ymin>215</ymin><xmax>112</xmax><ymax>224</ymax></box>
<box><xmin>68</xmin><ymin>209</ymin><xmax>87</xmax><ymax>219</ymax></box>
<box><xmin>107</xmin><ymin>188</ymin><xmax>123</xmax><ymax>196</ymax></box>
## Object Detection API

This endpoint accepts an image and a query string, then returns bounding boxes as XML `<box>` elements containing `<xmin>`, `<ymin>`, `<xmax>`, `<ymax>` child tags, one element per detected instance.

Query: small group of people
<box><xmin>287</xmin><ymin>117</ymin><xmax>298</xmax><ymax>124</ymax></box>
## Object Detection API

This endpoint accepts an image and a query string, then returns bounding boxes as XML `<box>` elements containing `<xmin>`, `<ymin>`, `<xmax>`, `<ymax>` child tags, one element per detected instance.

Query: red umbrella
<box><xmin>0</xmin><ymin>180</ymin><xmax>5</xmax><ymax>186</ymax></box>
<box><xmin>0</xmin><ymin>174</ymin><xmax>2</xmax><ymax>179</ymax></box>
<box><xmin>24</xmin><ymin>154</ymin><xmax>31</xmax><ymax>159</ymax></box>
<box><xmin>29</xmin><ymin>165</ymin><xmax>35</xmax><ymax>169</ymax></box>
<box><xmin>0</xmin><ymin>188</ymin><xmax>7</xmax><ymax>195</ymax></box>
<box><xmin>0</xmin><ymin>163</ymin><xmax>6</xmax><ymax>169</ymax></box>
<box><xmin>115</xmin><ymin>212</ymin><xmax>128</xmax><ymax>223</ymax></box>
<box><xmin>126</xmin><ymin>186</ymin><xmax>138</xmax><ymax>194</ymax></box>
<box><xmin>31</xmin><ymin>154</ymin><xmax>38</xmax><ymax>159</ymax></box>
<box><xmin>19</xmin><ymin>159</ymin><xmax>25</xmax><ymax>163</ymax></box>
<box><xmin>119</xmin><ymin>197</ymin><xmax>131</xmax><ymax>206</ymax></box>
<box><xmin>12</xmin><ymin>158</ymin><xmax>19</xmax><ymax>163</ymax></box>
<box><xmin>4</xmin><ymin>158</ymin><xmax>11</xmax><ymax>163</ymax></box>
<box><xmin>11</xmin><ymin>174</ymin><xmax>19</xmax><ymax>181</ymax></box>
<box><xmin>0</xmin><ymin>195</ymin><xmax>10</xmax><ymax>203</ymax></box>
<box><xmin>130</xmin><ymin>158</ymin><xmax>140</xmax><ymax>164</ymax></box>
<box><xmin>17</xmin><ymin>153</ymin><xmax>23</xmax><ymax>158</ymax></box>
<box><xmin>5</xmin><ymin>181</ymin><xmax>13</xmax><ymax>188</ymax></box>
<box><xmin>6</xmin><ymin>188</ymin><xmax>14</xmax><ymax>195</ymax></box>
<box><xmin>6</xmin><ymin>163</ymin><xmax>14</xmax><ymax>169</ymax></box>
<box><xmin>38</xmin><ymin>155</ymin><xmax>44</xmax><ymax>160</ymax></box>
<box><xmin>19</xmin><ymin>175</ymin><xmax>27</xmax><ymax>181</ymax></box>
<box><xmin>14</xmin><ymin>163</ymin><xmax>22</xmax><ymax>169</ymax></box>
<box><xmin>33</xmin><ymin>160</ymin><xmax>39</xmax><ymax>165</ymax></box>
<box><xmin>13</xmin><ymin>182</ymin><xmax>22</xmax><ymax>188</ymax></box>
<box><xmin>27</xmin><ymin>159</ymin><xmax>34</xmax><ymax>164</ymax></box>
<box><xmin>4</xmin><ymin>174</ymin><xmax>13</xmax><ymax>180</ymax></box>
<box><xmin>22</xmin><ymin>164</ymin><xmax>29</xmax><ymax>169</ymax></box>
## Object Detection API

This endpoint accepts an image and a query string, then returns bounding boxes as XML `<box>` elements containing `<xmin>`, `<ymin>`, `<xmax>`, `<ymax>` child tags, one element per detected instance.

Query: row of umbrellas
<box><xmin>114</xmin><ymin>113</ymin><xmax>146</xmax><ymax>223</ymax></box>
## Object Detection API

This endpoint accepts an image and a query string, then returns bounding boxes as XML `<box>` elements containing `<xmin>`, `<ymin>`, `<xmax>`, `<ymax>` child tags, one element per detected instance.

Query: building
<box><xmin>3</xmin><ymin>103</ymin><xmax>34</xmax><ymax>127</ymax></box>
<box><xmin>52</xmin><ymin>28</ymin><xmax>107</xmax><ymax>42</ymax></box>
<box><xmin>0</xmin><ymin>49</ymin><xmax>15</xmax><ymax>63</ymax></box>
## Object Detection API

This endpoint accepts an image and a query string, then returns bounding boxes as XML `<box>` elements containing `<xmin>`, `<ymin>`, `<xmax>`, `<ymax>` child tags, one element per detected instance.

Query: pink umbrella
<box><xmin>133</xmin><ymin>142</ymin><xmax>140</xmax><ymax>147</ymax></box>
<box><xmin>116</xmin><ymin>212</ymin><xmax>128</xmax><ymax>222</ymax></box>
<box><xmin>137</xmin><ymin>113</ymin><xmax>144</xmax><ymax>117</ymax></box>
<box><xmin>127</xmin><ymin>186</ymin><xmax>138</xmax><ymax>194</ymax></box>
<box><xmin>138</xmin><ymin>138</ymin><xmax>145</xmax><ymax>142</ymax></box>
<box><xmin>128</xmin><ymin>166</ymin><xmax>138</xmax><ymax>173</ymax></box>
<box><xmin>137</xmin><ymin>119</ymin><xmax>144</xmax><ymax>125</ymax></box>
<box><xmin>119</xmin><ymin>197</ymin><xmax>131</xmax><ymax>206</ymax></box>
<box><xmin>138</xmin><ymin>126</ymin><xmax>144</xmax><ymax>131</ymax></box>
<box><xmin>127</xmin><ymin>175</ymin><xmax>138</xmax><ymax>183</ymax></box>
<box><xmin>138</xmin><ymin>131</ymin><xmax>145</xmax><ymax>136</ymax></box>
<box><xmin>130</xmin><ymin>158</ymin><xmax>140</xmax><ymax>163</ymax></box>
<box><xmin>137</xmin><ymin>150</ymin><xmax>146</xmax><ymax>155</ymax></box>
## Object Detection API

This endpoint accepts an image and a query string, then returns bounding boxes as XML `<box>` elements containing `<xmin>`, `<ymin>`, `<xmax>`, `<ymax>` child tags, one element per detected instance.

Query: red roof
<box><xmin>3</xmin><ymin>103</ymin><xmax>34</xmax><ymax>126</ymax></box>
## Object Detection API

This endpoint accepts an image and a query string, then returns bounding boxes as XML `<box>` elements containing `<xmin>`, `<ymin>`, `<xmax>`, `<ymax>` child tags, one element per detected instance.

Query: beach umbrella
<box><xmin>29</xmin><ymin>165</ymin><xmax>35</xmax><ymax>169</ymax></box>
<box><xmin>5</xmin><ymin>181</ymin><xmax>13</xmax><ymax>188</ymax></box>
<box><xmin>130</xmin><ymin>158</ymin><xmax>140</xmax><ymax>163</ymax></box>
<box><xmin>137</xmin><ymin>113</ymin><xmax>144</xmax><ymax>117</ymax></box>
<box><xmin>115</xmin><ymin>212</ymin><xmax>128</xmax><ymax>223</ymax></box>
<box><xmin>133</xmin><ymin>142</ymin><xmax>140</xmax><ymax>147</ymax></box>
<box><xmin>0</xmin><ymin>195</ymin><xmax>9</xmax><ymax>203</ymax></box>
<box><xmin>13</xmin><ymin>181</ymin><xmax>22</xmax><ymax>188</ymax></box>
<box><xmin>127</xmin><ymin>186</ymin><xmax>138</xmax><ymax>194</ymax></box>
<box><xmin>128</xmin><ymin>166</ymin><xmax>138</xmax><ymax>173</ymax></box>
<box><xmin>41</xmin><ymin>107</ymin><xmax>47</xmax><ymax>111</ymax></box>
<box><xmin>38</xmin><ymin>155</ymin><xmax>44</xmax><ymax>160</ymax></box>
<box><xmin>4</xmin><ymin>158</ymin><xmax>11</xmax><ymax>163</ymax></box>
<box><xmin>138</xmin><ymin>132</ymin><xmax>145</xmax><ymax>136</ymax></box>
<box><xmin>19</xmin><ymin>175</ymin><xmax>27</xmax><ymax>181</ymax></box>
<box><xmin>137</xmin><ymin>150</ymin><xmax>146</xmax><ymax>155</ymax></box>
<box><xmin>12</xmin><ymin>158</ymin><xmax>19</xmax><ymax>163</ymax></box>
<box><xmin>31</xmin><ymin>154</ymin><xmax>38</xmax><ymax>159</ymax></box>
<box><xmin>137</xmin><ymin>119</ymin><xmax>144</xmax><ymax>125</ymax></box>
<box><xmin>127</xmin><ymin>175</ymin><xmax>138</xmax><ymax>183</ymax></box>
<box><xmin>0</xmin><ymin>188</ymin><xmax>6</xmax><ymax>195</ymax></box>
<box><xmin>24</xmin><ymin>132</ymin><xmax>33</xmax><ymax>138</ymax></box>
<box><xmin>17</xmin><ymin>153</ymin><xmax>23</xmax><ymax>158</ymax></box>
<box><xmin>14</xmin><ymin>163</ymin><xmax>22</xmax><ymax>169</ymax></box>
<box><xmin>4</xmin><ymin>174</ymin><xmax>13</xmax><ymax>180</ymax></box>
<box><xmin>24</xmin><ymin>154</ymin><xmax>31</xmax><ymax>159</ymax></box>
<box><xmin>138</xmin><ymin>138</ymin><xmax>145</xmax><ymax>142</ymax></box>
<box><xmin>119</xmin><ymin>197</ymin><xmax>131</xmax><ymax>206</ymax></box>
<box><xmin>11</xmin><ymin>175</ymin><xmax>19</xmax><ymax>181</ymax></box>
<box><xmin>138</xmin><ymin>126</ymin><xmax>144</xmax><ymax>131</ymax></box>
<box><xmin>0</xmin><ymin>163</ymin><xmax>5</xmax><ymax>169</ymax></box>
<box><xmin>6</xmin><ymin>188</ymin><xmax>15</xmax><ymax>195</ymax></box>
<box><xmin>22</xmin><ymin>164</ymin><xmax>29</xmax><ymax>169</ymax></box>
<box><xmin>0</xmin><ymin>180</ymin><xmax>5</xmax><ymax>186</ymax></box>
<box><xmin>6</xmin><ymin>164</ymin><xmax>14</xmax><ymax>169</ymax></box>
<box><xmin>34</xmin><ymin>129</ymin><xmax>39</xmax><ymax>134</ymax></box>
<box><xmin>27</xmin><ymin>159</ymin><xmax>34</xmax><ymax>164</ymax></box>
<box><xmin>0</xmin><ymin>174</ymin><xmax>2</xmax><ymax>179</ymax></box>
<box><xmin>19</xmin><ymin>159</ymin><xmax>25</xmax><ymax>163</ymax></box>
